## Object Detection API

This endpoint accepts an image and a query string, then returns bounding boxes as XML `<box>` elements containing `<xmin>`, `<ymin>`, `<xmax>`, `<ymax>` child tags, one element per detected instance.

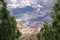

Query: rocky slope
<box><xmin>6</xmin><ymin>0</ymin><xmax>57</xmax><ymax>27</ymax></box>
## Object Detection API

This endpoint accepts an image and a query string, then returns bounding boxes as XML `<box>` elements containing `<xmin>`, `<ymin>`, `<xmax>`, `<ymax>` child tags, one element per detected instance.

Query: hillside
<box><xmin>16</xmin><ymin>19</ymin><xmax>43</xmax><ymax>40</ymax></box>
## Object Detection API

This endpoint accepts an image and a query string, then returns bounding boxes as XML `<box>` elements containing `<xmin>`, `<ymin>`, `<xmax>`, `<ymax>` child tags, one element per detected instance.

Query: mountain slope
<box><xmin>6</xmin><ymin>0</ymin><xmax>57</xmax><ymax>27</ymax></box>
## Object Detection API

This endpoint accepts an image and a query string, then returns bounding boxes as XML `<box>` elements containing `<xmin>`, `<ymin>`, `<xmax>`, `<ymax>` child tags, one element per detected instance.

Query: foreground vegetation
<box><xmin>37</xmin><ymin>0</ymin><xmax>60</xmax><ymax>40</ymax></box>
<box><xmin>0</xmin><ymin>0</ymin><xmax>21</xmax><ymax>40</ymax></box>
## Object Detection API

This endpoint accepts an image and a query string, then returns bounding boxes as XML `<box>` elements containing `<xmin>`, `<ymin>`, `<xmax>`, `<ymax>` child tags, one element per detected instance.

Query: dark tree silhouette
<box><xmin>0</xmin><ymin>0</ymin><xmax>22</xmax><ymax>40</ymax></box>
<box><xmin>37</xmin><ymin>0</ymin><xmax>60</xmax><ymax>40</ymax></box>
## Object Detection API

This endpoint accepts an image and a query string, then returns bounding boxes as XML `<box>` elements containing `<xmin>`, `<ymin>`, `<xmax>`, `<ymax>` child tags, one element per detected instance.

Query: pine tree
<box><xmin>0</xmin><ymin>0</ymin><xmax>22</xmax><ymax>40</ymax></box>
<box><xmin>37</xmin><ymin>0</ymin><xmax>60</xmax><ymax>40</ymax></box>
<box><xmin>52</xmin><ymin>0</ymin><xmax>60</xmax><ymax>40</ymax></box>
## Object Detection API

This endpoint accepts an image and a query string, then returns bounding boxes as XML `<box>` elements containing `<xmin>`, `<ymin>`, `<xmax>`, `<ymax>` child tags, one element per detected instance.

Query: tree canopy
<box><xmin>0</xmin><ymin>0</ymin><xmax>22</xmax><ymax>40</ymax></box>
<box><xmin>37</xmin><ymin>0</ymin><xmax>60</xmax><ymax>40</ymax></box>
